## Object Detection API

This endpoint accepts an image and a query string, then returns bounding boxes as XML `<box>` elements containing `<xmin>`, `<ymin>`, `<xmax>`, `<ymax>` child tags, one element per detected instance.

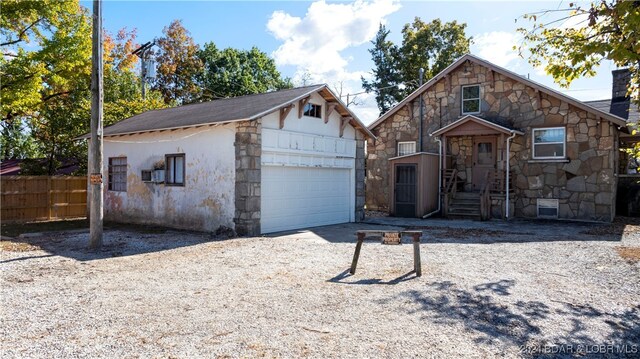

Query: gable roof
<box><xmin>368</xmin><ymin>54</ymin><xmax>628</xmax><ymax>130</ymax></box>
<box><xmin>585</xmin><ymin>98</ymin><xmax>639</xmax><ymax>124</ymax></box>
<box><xmin>92</xmin><ymin>84</ymin><xmax>373</xmax><ymax>138</ymax></box>
<box><xmin>430</xmin><ymin>115</ymin><xmax>524</xmax><ymax>137</ymax></box>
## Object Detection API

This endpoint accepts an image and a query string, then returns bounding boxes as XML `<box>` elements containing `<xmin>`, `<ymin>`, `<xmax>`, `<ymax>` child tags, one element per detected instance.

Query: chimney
<box><xmin>612</xmin><ymin>69</ymin><xmax>631</xmax><ymax>101</ymax></box>
<box><xmin>610</xmin><ymin>68</ymin><xmax>631</xmax><ymax>119</ymax></box>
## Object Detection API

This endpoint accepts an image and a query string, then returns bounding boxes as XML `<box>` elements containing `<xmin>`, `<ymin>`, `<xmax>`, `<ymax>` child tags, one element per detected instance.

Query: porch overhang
<box><xmin>430</xmin><ymin>115</ymin><xmax>524</xmax><ymax>137</ymax></box>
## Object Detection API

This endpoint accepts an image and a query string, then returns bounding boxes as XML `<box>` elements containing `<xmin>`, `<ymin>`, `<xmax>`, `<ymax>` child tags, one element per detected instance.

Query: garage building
<box><xmin>93</xmin><ymin>85</ymin><xmax>372</xmax><ymax>235</ymax></box>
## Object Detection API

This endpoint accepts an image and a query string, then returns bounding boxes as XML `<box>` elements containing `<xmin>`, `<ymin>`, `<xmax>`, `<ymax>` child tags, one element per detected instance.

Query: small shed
<box><xmin>388</xmin><ymin>152</ymin><xmax>440</xmax><ymax>218</ymax></box>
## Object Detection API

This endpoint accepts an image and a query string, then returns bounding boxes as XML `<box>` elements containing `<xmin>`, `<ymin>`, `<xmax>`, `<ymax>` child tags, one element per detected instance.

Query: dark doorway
<box><xmin>395</xmin><ymin>164</ymin><xmax>417</xmax><ymax>217</ymax></box>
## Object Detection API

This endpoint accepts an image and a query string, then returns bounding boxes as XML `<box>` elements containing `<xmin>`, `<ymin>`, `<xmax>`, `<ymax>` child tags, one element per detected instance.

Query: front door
<box><xmin>472</xmin><ymin>137</ymin><xmax>496</xmax><ymax>191</ymax></box>
<box><xmin>394</xmin><ymin>164</ymin><xmax>416</xmax><ymax>217</ymax></box>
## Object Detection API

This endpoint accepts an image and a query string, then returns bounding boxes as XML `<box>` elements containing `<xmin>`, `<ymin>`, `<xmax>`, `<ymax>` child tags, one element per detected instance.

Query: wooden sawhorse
<box><xmin>350</xmin><ymin>230</ymin><xmax>423</xmax><ymax>277</ymax></box>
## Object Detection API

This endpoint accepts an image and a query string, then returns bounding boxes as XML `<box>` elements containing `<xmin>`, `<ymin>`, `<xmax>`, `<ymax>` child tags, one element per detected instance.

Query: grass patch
<box><xmin>1</xmin><ymin>218</ymin><xmax>89</xmax><ymax>238</ymax></box>
<box><xmin>616</xmin><ymin>247</ymin><xmax>640</xmax><ymax>264</ymax></box>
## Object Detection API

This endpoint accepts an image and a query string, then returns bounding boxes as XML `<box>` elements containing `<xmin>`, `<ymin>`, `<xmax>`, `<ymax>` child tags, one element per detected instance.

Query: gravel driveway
<box><xmin>1</xmin><ymin>219</ymin><xmax>639</xmax><ymax>358</ymax></box>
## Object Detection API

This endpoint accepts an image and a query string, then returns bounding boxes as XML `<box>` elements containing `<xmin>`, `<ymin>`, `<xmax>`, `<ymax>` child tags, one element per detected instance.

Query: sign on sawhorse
<box><xmin>350</xmin><ymin>230</ymin><xmax>423</xmax><ymax>277</ymax></box>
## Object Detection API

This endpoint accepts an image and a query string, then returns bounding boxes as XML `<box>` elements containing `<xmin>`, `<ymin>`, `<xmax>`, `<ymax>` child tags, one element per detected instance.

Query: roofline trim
<box><xmin>430</xmin><ymin>114</ymin><xmax>524</xmax><ymax>137</ymax></box>
<box><xmin>368</xmin><ymin>53</ymin><xmax>628</xmax><ymax>130</ymax></box>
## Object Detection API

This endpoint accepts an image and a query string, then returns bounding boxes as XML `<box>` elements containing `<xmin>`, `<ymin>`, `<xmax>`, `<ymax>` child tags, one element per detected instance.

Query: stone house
<box><xmin>366</xmin><ymin>54</ymin><xmax>633</xmax><ymax>222</ymax></box>
<box><xmin>90</xmin><ymin>85</ymin><xmax>372</xmax><ymax>235</ymax></box>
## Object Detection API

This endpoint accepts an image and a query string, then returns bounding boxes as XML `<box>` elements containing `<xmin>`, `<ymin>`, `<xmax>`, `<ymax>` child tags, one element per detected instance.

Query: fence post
<box><xmin>47</xmin><ymin>177</ymin><xmax>53</xmax><ymax>220</ymax></box>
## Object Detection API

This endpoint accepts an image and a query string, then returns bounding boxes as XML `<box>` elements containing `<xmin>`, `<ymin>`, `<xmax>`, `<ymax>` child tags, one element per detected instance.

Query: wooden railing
<box><xmin>1</xmin><ymin>176</ymin><xmax>87</xmax><ymax>222</ymax></box>
<box><xmin>442</xmin><ymin>169</ymin><xmax>458</xmax><ymax>217</ymax></box>
<box><xmin>480</xmin><ymin>171</ymin><xmax>492</xmax><ymax>220</ymax></box>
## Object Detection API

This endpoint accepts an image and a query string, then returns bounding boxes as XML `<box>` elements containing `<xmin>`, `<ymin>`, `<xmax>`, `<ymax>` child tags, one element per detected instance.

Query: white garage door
<box><xmin>261</xmin><ymin>166</ymin><xmax>351</xmax><ymax>233</ymax></box>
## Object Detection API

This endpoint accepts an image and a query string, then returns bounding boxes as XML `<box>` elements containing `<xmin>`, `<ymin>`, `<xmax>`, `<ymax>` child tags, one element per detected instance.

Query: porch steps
<box><xmin>448</xmin><ymin>192</ymin><xmax>481</xmax><ymax>219</ymax></box>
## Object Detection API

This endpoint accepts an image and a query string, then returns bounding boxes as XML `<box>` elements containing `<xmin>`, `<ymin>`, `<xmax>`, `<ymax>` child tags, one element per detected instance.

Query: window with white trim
<box><xmin>303</xmin><ymin>103</ymin><xmax>321</xmax><ymax>118</ymax></box>
<box><xmin>397</xmin><ymin>141</ymin><xmax>417</xmax><ymax>156</ymax></box>
<box><xmin>461</xmin><ymin>85</ymin><xmax>480</xmax><ymax>114</ymax></box>
<box><xmin>165</xmin><ymin>154</ymin><xmax>185</xmax><ymax>186</ymax></box>
<box><xmin>532</xmin><ymin>127</ymin><xmax>565</xmax><ymax>159</ymax></box>
<box><xmin>108</xmin><ymin>157</ymin><xmax>127</xmax><ymax>192</ymax></box>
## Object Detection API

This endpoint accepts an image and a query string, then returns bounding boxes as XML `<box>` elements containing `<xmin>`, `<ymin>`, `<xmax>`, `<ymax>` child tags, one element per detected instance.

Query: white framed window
<box><xmin>461</xmin><ymin>85</ymin><xmax>480</xmax><ymax>114</ymax></box>
<box><xmin>537</xmin><ymin>199</ymin><xmax>559</xmax><ymax>218</ymax></box>
<box><xmin>397</xmin><ymin>141</ymin><xmax>417</xmax><ymax>156</ymax></box>
<box><xmin>108</xmin><ymin>157</ymin><xmax>127</xmax><ymax>192</ymax></box>
<box><xmin>303</xmin><ymin>103</ymin><xmax>322</xmax><ymax>118</ymax></box>
<box><xmin>532</xmin><ymin>127</ymin><xmax>565</xmax><ymax>159</ymax></box>
<box><xmin>165</xmin><ymin>153</ymin><xmax>185</xmax><ymax>186</ymax></box>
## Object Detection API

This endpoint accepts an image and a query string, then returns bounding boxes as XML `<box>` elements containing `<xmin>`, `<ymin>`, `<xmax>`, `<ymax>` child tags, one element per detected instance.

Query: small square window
<box><xmin>108</xmin><ymin>157</ymin><xmax>127</xmax><ymax>192</ymax></box>
<box><xmin>303</xmin><ymin>103</ymin><xmax>322</xmax><ymax>118</ymax></box>
<box><xmin>462</xmin><ymin>85</ymin><xmax>480</xmax><ymax>114</ymax></box>
<box><xmin>532</xmin><ymin>127</ymin><xmax>565</xmax><ymax>159</ymax></box>
<box><xmin>165</xmin><ymin>154</ymin><xmax>185</xmax><ymax>186</ymax></box>
<box><xmin>397</xmin><ymin>141</ymin><xmax>416</xmax><ymax>156</ymax></box>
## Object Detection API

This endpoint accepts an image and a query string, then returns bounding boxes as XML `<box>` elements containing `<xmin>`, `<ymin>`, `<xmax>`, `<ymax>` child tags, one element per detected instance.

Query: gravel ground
<box><xmin>1</xmin><ymin>219</ymin><xmax>639</xmax><ymax>358</ymax></box>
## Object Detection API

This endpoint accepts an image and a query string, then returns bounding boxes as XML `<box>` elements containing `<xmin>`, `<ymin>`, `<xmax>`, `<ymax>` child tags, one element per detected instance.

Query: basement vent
<box><xmin>141</xmin><ymin>170</ymin><xmax>153</xmax><ymax>182</ymax></box>
<box><xmin>537</xmin><ymin>199</ymin><xmax>559</xmax><ymax>218</ymax></box>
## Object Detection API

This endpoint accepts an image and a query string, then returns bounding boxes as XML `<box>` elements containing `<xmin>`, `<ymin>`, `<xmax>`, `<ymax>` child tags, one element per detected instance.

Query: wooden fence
<box><xmin>1</xmin><ymin>176</ymin><xmax>87</xmax><ymax>222</ymax></box>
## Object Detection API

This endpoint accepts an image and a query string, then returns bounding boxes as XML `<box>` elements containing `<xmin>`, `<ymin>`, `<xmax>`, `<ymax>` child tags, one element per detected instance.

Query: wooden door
<box><xmin>394</xmin><ymin>164</ymin><xmax>417</xmax><ymax>217</ymax></box>
<box><xmin>472</xmin><ymin>137</ymin><xmax>496</xmax><ymax>191</ymax></box>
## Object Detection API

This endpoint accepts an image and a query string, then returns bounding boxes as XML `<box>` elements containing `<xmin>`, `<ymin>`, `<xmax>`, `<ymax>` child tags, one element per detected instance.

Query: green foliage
<box><xmin>0</xmin><ymin>119</ymin><xmax>39</xmax><ymax>159</ymax></box>
<box><xmin>361</xmin><ymin>24</ymin><xmax>403</xmax><ymax>115</ymax></box>
<box><xmin>198</xmin><ymin>43</ymin><xmax>292</xmax><ymax>100</ymax></box>
<box><xmin>362</xmin><ymin>19</ymin><xmax>472</xmax><ymax>114</ymax></box>
<box><xmin>1</xmin><ymin>0</ymin><xmax>92</xmax><ymax>122</ymax></box>
<box><xmin>153</xmin><ymin>20</ymin><xmax>203</xmax><ymax>105</ymax></box>
<box><xmin>517</xmin><ymin>0</ymin><xmax>639</xmax><ymax>102</ymax></box>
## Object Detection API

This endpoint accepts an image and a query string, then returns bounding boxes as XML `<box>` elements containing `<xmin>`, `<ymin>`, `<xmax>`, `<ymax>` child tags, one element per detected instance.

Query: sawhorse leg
<box><xmin>412</xmin><ymin>232</ymin><xmax>422</xmax><ymax>277</ymax></box>
<box><xmin>350</xmin><ymin>232</ymin><xmax>365</xmax><ymax>274</ymax></box>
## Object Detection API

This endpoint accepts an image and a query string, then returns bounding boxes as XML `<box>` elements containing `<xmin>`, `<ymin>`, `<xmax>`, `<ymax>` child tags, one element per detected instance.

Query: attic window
<box><xmin>303</xmin><ymin>103</ymin><xmax>322</xmax><ymax>118</ymax></box>
<box><xmin>462</xmin><ymin>85</ymin><xmax>480</xmax><ymax>114</ymax></box>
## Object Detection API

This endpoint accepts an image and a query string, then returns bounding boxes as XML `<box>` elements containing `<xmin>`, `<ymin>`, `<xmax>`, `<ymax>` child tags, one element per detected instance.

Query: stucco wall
<box><xmin>101</xmin><ymin>124</ymin><xmax>236</xmax><ymax>231</ymax></box>
<box><xmin>367</xmin><ymin>60</ymin><xmax>619</xmax><ymax>221</ymax></box>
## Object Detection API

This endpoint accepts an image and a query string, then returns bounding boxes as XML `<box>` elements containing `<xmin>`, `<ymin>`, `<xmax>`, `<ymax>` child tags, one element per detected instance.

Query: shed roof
<box><xmin>89</xmin><ymin>84</ymin><xmax>373</xmax><ymax>139</ymax></box>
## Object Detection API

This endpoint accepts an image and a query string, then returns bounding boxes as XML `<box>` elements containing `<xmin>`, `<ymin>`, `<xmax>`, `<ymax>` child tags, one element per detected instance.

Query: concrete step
<box><xmin>453</xmin><ymin>192</ymin><xmax>481</xmax><ymax>200</ymax></box>
<box><xmin>447</xmin><ymin>212</ymin><xmax>481</xmax><ymax>220</ymax></box>
<box><xmin>450</xmin><ymin>199</ymin><xmax>480</xmax><ymax>206</ymax></box>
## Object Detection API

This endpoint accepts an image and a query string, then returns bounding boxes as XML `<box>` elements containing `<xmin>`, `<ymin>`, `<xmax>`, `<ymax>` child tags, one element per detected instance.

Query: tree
<box><xmin>198</xmin><ymin>43</ymin><xmax>292</xmax><ymax>100</ymax></box>
<box><xmin>153</xmin><ymin>20</ymin><xmax>203</xmax><ymax>105</ymax></box>
<box><xmin>398</xmin><ymin>18</ymin><xmax>471</xmax><ymax>95</ymax></box>
<box><xmin>517</xmin><ymin>0</ymin><xmax>639</xmax><ymax>102</ymax></box>
<box><xmin>362</xmin><ymin>19</ymin><xmax>472</xmax><ymax>114</ymax></box>
<box><xmin>1</xmin><ymin>0</ymin><xmax>92</xmax><ymax>123</ymax></box>
<box><xmin>361</xmin><ymin>24</ymin><xmax>403</xmax><ymax>114</ymax></box>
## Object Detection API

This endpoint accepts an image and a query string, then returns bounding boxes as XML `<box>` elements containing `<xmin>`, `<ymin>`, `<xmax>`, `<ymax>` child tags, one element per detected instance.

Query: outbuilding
<box><xmin>93</xmin><ymin>85</ymin><xmax>373</xmax><ymax>235</ymax></box>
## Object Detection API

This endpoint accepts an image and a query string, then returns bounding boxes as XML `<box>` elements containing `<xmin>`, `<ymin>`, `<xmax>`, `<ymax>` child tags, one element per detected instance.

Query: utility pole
<box><xmin>89</xmin><ymin>0</ymin><xmax>103</xmax><ymax>249</ymax></box>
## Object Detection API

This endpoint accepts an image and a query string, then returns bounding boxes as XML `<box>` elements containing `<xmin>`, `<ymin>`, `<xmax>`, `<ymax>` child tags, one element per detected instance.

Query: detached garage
<box><xmin>90</xmin><ymin>85</ymin><xmax>372</xmax><ymax>235</ymax></box>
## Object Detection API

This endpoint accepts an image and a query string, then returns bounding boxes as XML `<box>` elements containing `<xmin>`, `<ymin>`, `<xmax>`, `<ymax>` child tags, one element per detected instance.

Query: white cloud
<box><xmin>471</xmin><ymin>31</ymin><xmax>521</xmax><ymax>68</ymax></box>
<box><xmin>267</xmin><ymin>0</ymin><xmax>401</xmax><ymax>123</ymax></box>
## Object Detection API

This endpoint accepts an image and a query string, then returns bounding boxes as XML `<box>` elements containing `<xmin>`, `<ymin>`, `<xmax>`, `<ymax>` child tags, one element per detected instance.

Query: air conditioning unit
<box><xmin>152</xmin><ymin>169</ymin><xmax>165</xmax><ymax>184</ymax></box>
<box><xmin>141</xmin><ymin>169</ymin><xmax>153</xmax><ymax>182</ymax></box>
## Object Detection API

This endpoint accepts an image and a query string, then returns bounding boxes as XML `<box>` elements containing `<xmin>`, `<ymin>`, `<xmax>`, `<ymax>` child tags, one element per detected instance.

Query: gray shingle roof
<box><xmin>584</xmin><ymin>99</ymin><xmax>639</xmax><ymax>124</ymax></box>
<box><xmin>101</xmin><ymin>85</ymin><xmax>324</xmax><ymax>136</ymax></box>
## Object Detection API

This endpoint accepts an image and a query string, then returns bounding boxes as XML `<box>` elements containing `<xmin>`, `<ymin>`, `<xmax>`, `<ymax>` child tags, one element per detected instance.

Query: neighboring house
<box><xmin>366</xmin><ymin>54</ymin><xmax>635</xmax><ymax>222</ymax></box>
<box><xmin>91</xmin><ymin>85</ymin><xmax>372</xmax><ymax>235</ymax></box>
<box><xmin>0</xmin><ymin>158</ymin><xmax>81</xmax><ymax>176</ymax></box>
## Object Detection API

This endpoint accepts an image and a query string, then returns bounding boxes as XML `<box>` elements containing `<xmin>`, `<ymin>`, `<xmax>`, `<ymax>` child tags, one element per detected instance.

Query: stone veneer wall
<box><xmin>234</xmin><ymin>120</ymin><xmax>262</xmax><ymax>236</ymax></box>
<box><xmin>367</xmin><ymin>60</ymin><xmax>618</xmax><ymax>221</ymax></box>
<box><xmin>355</xmin><ymin>131</ymin><xmax>366</xmax><ymax>221</ymax></box>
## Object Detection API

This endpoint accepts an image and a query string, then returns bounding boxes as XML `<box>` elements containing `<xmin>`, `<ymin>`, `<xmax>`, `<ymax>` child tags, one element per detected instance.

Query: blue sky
<box><xmin>91</xmin><ymin>0</ymin><xmax>617</xmax><ymax>124</ymax></box>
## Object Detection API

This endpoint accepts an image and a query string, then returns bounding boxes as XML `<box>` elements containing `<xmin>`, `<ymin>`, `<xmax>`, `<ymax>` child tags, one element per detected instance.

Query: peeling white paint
<box><xmin>100</xmin><ymin>124</ymin><xmax>236</xmax><ymax>232</ymax></box>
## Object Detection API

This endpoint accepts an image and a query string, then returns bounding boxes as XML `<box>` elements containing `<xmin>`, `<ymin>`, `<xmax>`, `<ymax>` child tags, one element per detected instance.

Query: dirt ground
<box><xmin>1</xmin><ymin>219</ymin><xmax>639</xmax><ymax>358</ymax></box>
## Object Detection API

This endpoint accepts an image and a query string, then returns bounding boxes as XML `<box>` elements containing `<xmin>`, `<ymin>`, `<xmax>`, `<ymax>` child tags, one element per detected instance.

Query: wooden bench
<box><xmin>350</xmin><ymin>230</ymin><xmax>423</xmax><ymax>277</ymax></box>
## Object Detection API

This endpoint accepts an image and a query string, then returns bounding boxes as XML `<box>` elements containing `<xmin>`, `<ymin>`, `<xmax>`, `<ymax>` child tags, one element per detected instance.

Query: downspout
<box><xmin>423</xmin><ymin>135</ymin><xmax>442</xmax><ymax>218</ymax></box>
<box><xmin>418</xmin><ymin>68</ymin><xmax>424</xmax><ymax>152</ymax></box>
<box><xmin>505</xmin><ymin>131</ymin><xmax>517</xmax><ymax>220</ymax></box>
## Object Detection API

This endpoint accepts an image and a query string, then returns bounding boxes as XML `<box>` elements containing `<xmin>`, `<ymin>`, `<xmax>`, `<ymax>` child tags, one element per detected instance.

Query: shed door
<box><xmin>394</xmin><ymin>164</ymin><xmax>417</xmax><ymax>217</ymax></box>
<box><xmin>261</xmin><ymin>166</ymin><xmax>351</xmax><ymax>233</ymax></box>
